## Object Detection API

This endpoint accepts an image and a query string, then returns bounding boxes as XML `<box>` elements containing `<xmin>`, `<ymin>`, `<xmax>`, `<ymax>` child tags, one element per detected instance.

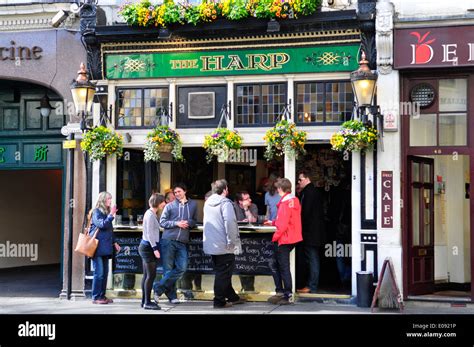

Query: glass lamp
<box><xmin>350</xmin><ymin>51</ymin><xmax>377</xmax><ymax>107</ymax></box>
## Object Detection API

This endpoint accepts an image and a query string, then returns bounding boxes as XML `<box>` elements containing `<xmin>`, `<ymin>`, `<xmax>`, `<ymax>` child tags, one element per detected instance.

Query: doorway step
<box><xmin>406</xmin><ymin>295</ymin><xmax>473</xmax><ymax>309</ymax></box>
<box><xmin>296</xmin><ymin>293</ymin><xmax>356</xmax><ymax>305</ymax></box>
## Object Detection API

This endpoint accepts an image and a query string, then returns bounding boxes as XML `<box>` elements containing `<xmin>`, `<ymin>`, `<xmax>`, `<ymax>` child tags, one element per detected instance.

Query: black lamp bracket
<box><xmin>276</xmin><ymin>99</ymin><xmax>292</xmax><ymax>122</ymax></box>
<box><xmin>217</xmin><ymin>101</ymin><xmax>232</xmax><ymax>128</ymax></box>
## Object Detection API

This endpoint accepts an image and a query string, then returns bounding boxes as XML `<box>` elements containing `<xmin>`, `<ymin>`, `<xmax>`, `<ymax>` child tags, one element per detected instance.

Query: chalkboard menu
<box><xmin>112</xmin><ymin>231</ymin><xmax>275</xmax><ymax>275</ymax></box>
<box><xmin>113</xmin><ymin>232</ymin><xmax>143</xmax><ymax>274</ymax></box>
<box><xmin>187</xmin><ymin>233</ymin><xmax>275</xmax><ymax>275</ymax></box>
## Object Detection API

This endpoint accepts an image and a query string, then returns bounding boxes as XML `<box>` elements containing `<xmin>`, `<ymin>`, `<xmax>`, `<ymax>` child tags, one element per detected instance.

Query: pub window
<box><xmin>409</xmin><ymin>79</ymin><xmax>467</xmax><ymax>147</ymax></box>
<box><xmin>235</xmin><ymin>83</ymin><xmax>287</xmax><ymax>126</ymax></box>
<box><xmin>116</xmin><ymin>149</ymin><xmax>146</xmax><ymax>224</ymax></box>
<box><xmin>116</xmin><ymin>87</ymin><xmax>169</xmax><ymax>128</ymax></box>
<box><xmin>296</xmin><ymin>81</ymin><xmax>354</xmax><ymax>125</ymax></box>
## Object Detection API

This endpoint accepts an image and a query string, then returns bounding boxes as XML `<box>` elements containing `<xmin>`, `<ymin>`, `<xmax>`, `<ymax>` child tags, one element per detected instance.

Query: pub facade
<box><xmin>70</xmin><ymin>0</ymin><xmax>382</xmax><ymax>302</ymax></box>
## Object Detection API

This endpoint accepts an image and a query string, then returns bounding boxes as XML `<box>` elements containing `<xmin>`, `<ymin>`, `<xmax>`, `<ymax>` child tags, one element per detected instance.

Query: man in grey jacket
<box><xmin>203</xmin><ymin>179</ymin><xmax>245</xmax><ymax>308</ymax></box>
<box><xmin>155</xmin><ymin>183</ymin><xmax>197</xmax><ymax>304</ymax></box>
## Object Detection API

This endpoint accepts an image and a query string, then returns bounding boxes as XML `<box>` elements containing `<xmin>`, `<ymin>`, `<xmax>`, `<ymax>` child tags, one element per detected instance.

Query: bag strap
<box><xmin>84</xmin><ymin>209</ymin><xmax>97</xmax><ymax>237</ymax></box>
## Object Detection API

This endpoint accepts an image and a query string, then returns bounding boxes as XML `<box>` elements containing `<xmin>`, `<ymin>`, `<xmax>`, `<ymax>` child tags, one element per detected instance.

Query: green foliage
<box><xmin>118</xmin><ymin>0</ymin><xmax>320</xmax><ymax>28</ymax></box>
<box><xmin>80</xmin><ymin>126</ymin><xmax>124</xmax><ymax>162</ymax></box>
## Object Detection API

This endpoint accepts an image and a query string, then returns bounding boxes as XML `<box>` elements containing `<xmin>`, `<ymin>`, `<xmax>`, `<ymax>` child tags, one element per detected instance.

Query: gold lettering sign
<box><xmin>195</xmin><ymin>53</ymin><xmax>290</xmax><ymax>72</ymax></box>
<box><xmin>0</xmin><ymin>41</ymin><xmax>42</xmax><ymax>61</ymax></box>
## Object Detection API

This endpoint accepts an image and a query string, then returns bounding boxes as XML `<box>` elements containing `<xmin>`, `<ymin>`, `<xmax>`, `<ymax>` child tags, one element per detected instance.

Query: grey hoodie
<box><xmin>203</xmin><ymin>193</ymin><xmax>242</xmax><ymax>256</ymax></box>
<box><xmin>160</xmin><ymin>198</ymin><xmax>197</xmax><ymax>243</ymax></box>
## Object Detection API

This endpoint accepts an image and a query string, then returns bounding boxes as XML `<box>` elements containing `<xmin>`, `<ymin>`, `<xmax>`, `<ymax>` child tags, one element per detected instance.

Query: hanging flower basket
<box><xmin>330</xmin><ymin>119</ymin><xmax>378</xmax><ymax>153</ymax></box>
<box><xmin>80</xmin><ymin>126</ymin><xmax>124</xmax><ymax>162</ymax></box>
<box><xmin>203</xmin><ymin>127</ymin><xmax>243</xmax><ymax>163</ymax></box>
<box><xmin>118</xmin><ymin>0</ymin><xmax>321</xmax><ymax>28</ymax></box>
<box><xmin>144</xmin><ymin>125</ymin><xmax>183</xmax><ymax>162</ymax></box>
<box><xmin>263</xmin><ymin>119</ymin><xmax>307</xmax><ymax>161</ymax></box>
<box><xmin>157</xmin><ymin>142</ymin><xmax>173</xmax><ymax>153</ymax></box>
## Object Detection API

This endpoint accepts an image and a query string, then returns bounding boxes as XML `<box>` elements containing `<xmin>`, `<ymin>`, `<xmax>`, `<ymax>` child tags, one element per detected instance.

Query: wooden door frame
<box><xmin>401</xmin><ymin>71</ymin><xmax>474</xmax><ymax>302</ymax></box>
<box><xmin>407</xmin><ymin>155</ymin><xmax>435</xmax><ymax>295</ymax></box>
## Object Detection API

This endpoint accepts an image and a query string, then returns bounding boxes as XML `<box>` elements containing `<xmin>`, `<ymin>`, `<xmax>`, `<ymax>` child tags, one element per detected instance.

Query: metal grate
<box><xmin>410</xmin><ymin>83</ymin><xmax>435</xmax><ymax>108</ymax></box>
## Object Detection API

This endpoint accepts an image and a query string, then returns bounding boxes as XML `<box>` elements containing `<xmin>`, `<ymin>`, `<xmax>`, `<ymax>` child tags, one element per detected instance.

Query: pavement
<box><xmin>1</xmin><ymin>296</ymin><xmax>473</xmax><ymax>315</ymax></box>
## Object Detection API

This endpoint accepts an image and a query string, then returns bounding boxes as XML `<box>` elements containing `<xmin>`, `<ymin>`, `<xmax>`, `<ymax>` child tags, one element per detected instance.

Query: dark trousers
<box><xmin>211</xmin><ymin>253</ymin><xmax>240</xmax><ymax>307</ymax></box>
<box><xmin>271</xmin><ymin>243</ymin><xmax>295</xmax><ymax>298</ymax></box>
<box><xmin>295</xmin><ymin>243</ymin><xmax>307</xmax><ymax>289</ymax></box>
<box><xmin>239</xmin><ymin>275</ymin><xmax>255</xmax><ymax>292</ymax></box>
<box><xmin>304</xmin><ymin>245</ymin><xmax>321</xmax><ymax>292</ymax></box>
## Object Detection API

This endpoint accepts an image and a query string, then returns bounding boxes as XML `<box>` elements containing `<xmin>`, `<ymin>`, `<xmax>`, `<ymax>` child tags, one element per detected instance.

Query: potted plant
<box><xmin>144</xmin><ymin>125</ymin><xmax>183</xmax><ymax>162</ymax></box>
<box><xmin>330</xmin><ymin>119</ymin><xmax>378</xmax><ymax>153</ymax></box>
<box><xmin>203</xmin><ymin>127</ymin><xmax>243</xmax><ymax>163</ymax></box>
<box><xmin>263</xmin><ymin>119</ymin><xmax>307</xmax><ymax>161</ymax></box>
<box><xmin>80</xmin><ymin>126</ymin><xmax>124</xmax><ymax>161</ymax></box>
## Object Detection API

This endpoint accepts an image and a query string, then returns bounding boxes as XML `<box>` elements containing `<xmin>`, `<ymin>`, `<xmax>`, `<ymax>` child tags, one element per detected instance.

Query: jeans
<box><xmin>154</xmin><ymin>239</ymin><xmax>188</xmax><ymax>301</ymax></box>
<box><xmin>211</xmin><ymin>253</ymin><xmax>240</xmax><ymax>307</ymax></box>
<box><xmin>336</xmin><ymin>242</ymin><xmax>351</xmax><ymax>284</ymax></box>
<box><xmin>271</xmin><ymin>243</ymin><xmax>295</xmax><ymax>298</ymax></box>
<box><xmin>295</xmin><ymin>243</ymin><xmax>307</xmax><ymax>290</ymax></box>
<box><xmin>304</xmin><ymin>245</ymin><xmax>320</xmax><ymax>293</ymax></box>
<box><xmin>92</xmin><ymin>255</ymin><xmax>109</xmax><ymax>301</ymax></box>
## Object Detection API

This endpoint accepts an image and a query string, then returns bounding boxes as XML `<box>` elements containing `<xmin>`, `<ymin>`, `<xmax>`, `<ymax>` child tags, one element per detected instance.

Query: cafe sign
<box><xmin>105</xmin><ymin>44</ymin><xmax>360</xmax><ymax>79</ymax></box>
<box><xmin>381</xmin><ymin>171</ymin><xmax>393</xmax><ymax>228</ymax></box>
<box><xmin>394</xmin><ymin>26</ymin><xmax>474</xmax><ymax>69</ymax></box>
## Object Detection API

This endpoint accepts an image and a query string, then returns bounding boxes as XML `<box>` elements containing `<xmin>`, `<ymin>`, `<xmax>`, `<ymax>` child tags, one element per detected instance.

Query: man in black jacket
<box><xmin>297</xmin><ymin>171</ymin><xmax>325</xmax><ymax>293</ymax></box>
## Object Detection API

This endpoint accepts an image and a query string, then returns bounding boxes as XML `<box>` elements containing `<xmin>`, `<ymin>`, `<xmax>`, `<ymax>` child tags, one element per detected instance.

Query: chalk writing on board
<box><xmin>113</xmin><ymin>234</ymin><xmax>142</xmax><ymax>274</ymax></box>
<box><xmin>112</xmin><ymin>232</ymin><xmax>275</xmax><ymax>275</ymax></box>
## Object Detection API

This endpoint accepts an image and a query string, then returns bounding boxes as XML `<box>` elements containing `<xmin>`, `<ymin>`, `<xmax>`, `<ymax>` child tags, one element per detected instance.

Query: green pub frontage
<box><xmin>73</xmin><ymin>4</ymin><xmax>378</xmax><ymax>302</ymax></box>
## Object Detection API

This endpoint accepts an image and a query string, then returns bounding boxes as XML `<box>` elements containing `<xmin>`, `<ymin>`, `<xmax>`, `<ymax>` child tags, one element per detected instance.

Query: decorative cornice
<box><xmin>0</xmin><ymin>3</ymin><xmax>79</xmax><ymax>31</ymax></box>
<box><xmin>101</xmin><ymin>28</ymin><xmax>361</xmax><ymax>55</ymax></box>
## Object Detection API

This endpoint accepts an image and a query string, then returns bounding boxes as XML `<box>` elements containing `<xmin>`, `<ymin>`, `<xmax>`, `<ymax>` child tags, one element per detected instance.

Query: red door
<box><xmin>407</xmin><ymin>156</ymin><xmax>435</xmax><ymax>295</ymax></box>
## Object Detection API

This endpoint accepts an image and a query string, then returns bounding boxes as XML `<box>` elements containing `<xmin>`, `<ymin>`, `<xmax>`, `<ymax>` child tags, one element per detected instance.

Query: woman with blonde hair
<box><xmin>89</xmin><ymin>191</ymin><xmax>121</xmax><ymax>304</ymax></box>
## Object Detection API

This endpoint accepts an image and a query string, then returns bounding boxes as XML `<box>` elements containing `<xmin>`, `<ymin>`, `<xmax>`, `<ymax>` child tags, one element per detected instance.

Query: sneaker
<box><xmin>92</xmin><ymin>299</ymin><xmax>108</xmax><ymax>305</ymax></box>
<box><xmin>230</xmin><ymin>297</ymin><xmax>247</xmax><ymax>305</ymax></box>
<box><xmin>277</xmin><ymin>296</ymin><xmax>293</xmax><ymax>305</ymax></box>
<box><xmin>153</xmin><ymin>292</ymin><xmax>161</xmax><ymax>304</ymax></box>
<box><xmin>169</xmin><ymin>298</ymin><xmax>180</xmax><ymax>304</ymax></box>
<box><xmin>183</xmin><ymin>291</ymin><xmax>194</xmax><ymax>300</ymax></box>
<box><xmin>213</xmin><ymin>302</ymin><xmax>233</xmax><ymax>309</ymax></box>
<box><xmin>104</xmin><ymin>296</ymin><xmax>114</xmax><ymax>304</ymax></box>
<box><xmin>143</xmin><ymin>302</ymin><xmax>161</xmax><ymax>310</ymax></box>
<box><xmin>267</xmin><ymin>293</ymin><xmax>284</xmax><ymax>304</ymax></box>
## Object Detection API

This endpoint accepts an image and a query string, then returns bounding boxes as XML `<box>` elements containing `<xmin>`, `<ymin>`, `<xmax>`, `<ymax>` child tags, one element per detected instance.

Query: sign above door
<box><xmin>394</xmin><ymin>26</ymin><xmax>474</xmax><ymax>69</ymax></box>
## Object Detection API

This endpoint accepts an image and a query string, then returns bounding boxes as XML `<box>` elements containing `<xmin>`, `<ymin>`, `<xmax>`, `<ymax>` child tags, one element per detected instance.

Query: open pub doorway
<box><xmin>296</xmin><ymin>144</ymin><xmax>352</xmax><ymax>295</ymax></box>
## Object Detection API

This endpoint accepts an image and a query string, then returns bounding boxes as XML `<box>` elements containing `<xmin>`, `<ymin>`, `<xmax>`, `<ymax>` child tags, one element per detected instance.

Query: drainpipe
<box><xmin>67</xmin><ymin>133</ymin><xmax>75</xmax><ymax>300</ymax></box>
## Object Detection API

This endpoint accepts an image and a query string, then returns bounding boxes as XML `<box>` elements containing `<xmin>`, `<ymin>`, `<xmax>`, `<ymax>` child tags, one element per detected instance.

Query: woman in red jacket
<box><xmin>265</xmin><ymin>178</ymin><xmax>303</xmax><ymax>305</ymax></box>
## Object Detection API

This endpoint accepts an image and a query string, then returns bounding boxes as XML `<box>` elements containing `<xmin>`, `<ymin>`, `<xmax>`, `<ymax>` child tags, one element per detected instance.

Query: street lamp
<box><xmin>70</xmin><ymin>62</ymin><xmax>96</xmax><ymax>131</ymax></box>
<box><xmin>350</xmin><ymin>51</ymin><xmax>377</xmax><ymax>108</ymax></box>
<box><xmin>66</xmin><ymin>62</ymin><xmax>95</xmax><ymax>300</ymax></box>
<box><xmin>350</xmin><ymin>50</ymin><xmax>383</xmax><ymax>142</ymax></box>
<box><xmin>37</xmin><ymin>92</ymin><xmax>56</xmax><ymax>118</ymax></box>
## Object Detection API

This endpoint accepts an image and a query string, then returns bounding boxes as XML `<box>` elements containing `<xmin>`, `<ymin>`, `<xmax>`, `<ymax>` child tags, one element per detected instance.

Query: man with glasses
<box><xmin>296</xmin><ymin>171</ymin><xmax>326</xmax><ymax>294</ymax></box>
<box><xmin>233</xmin><ymin>191</ymin><xmax>258</xmax><ymax>292</ymax></box>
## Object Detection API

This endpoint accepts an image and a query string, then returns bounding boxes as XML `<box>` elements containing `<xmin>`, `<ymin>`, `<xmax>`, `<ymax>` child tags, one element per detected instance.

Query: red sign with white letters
<box><xmin>381</xmin><ymin>171</ymin><xmax>393</xmax><ymax>228</ymax></box>
<box><xmin>394</xmin><ymin>26</ymin><xmax>474</xmax><ymax>69</ymax></box>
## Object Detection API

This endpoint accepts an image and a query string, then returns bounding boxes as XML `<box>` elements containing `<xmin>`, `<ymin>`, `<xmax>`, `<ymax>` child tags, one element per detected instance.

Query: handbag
<box><xmin>74</xmin><ymin>211</ymin><xmax>99</xmax><ymax>258</ymax></box>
